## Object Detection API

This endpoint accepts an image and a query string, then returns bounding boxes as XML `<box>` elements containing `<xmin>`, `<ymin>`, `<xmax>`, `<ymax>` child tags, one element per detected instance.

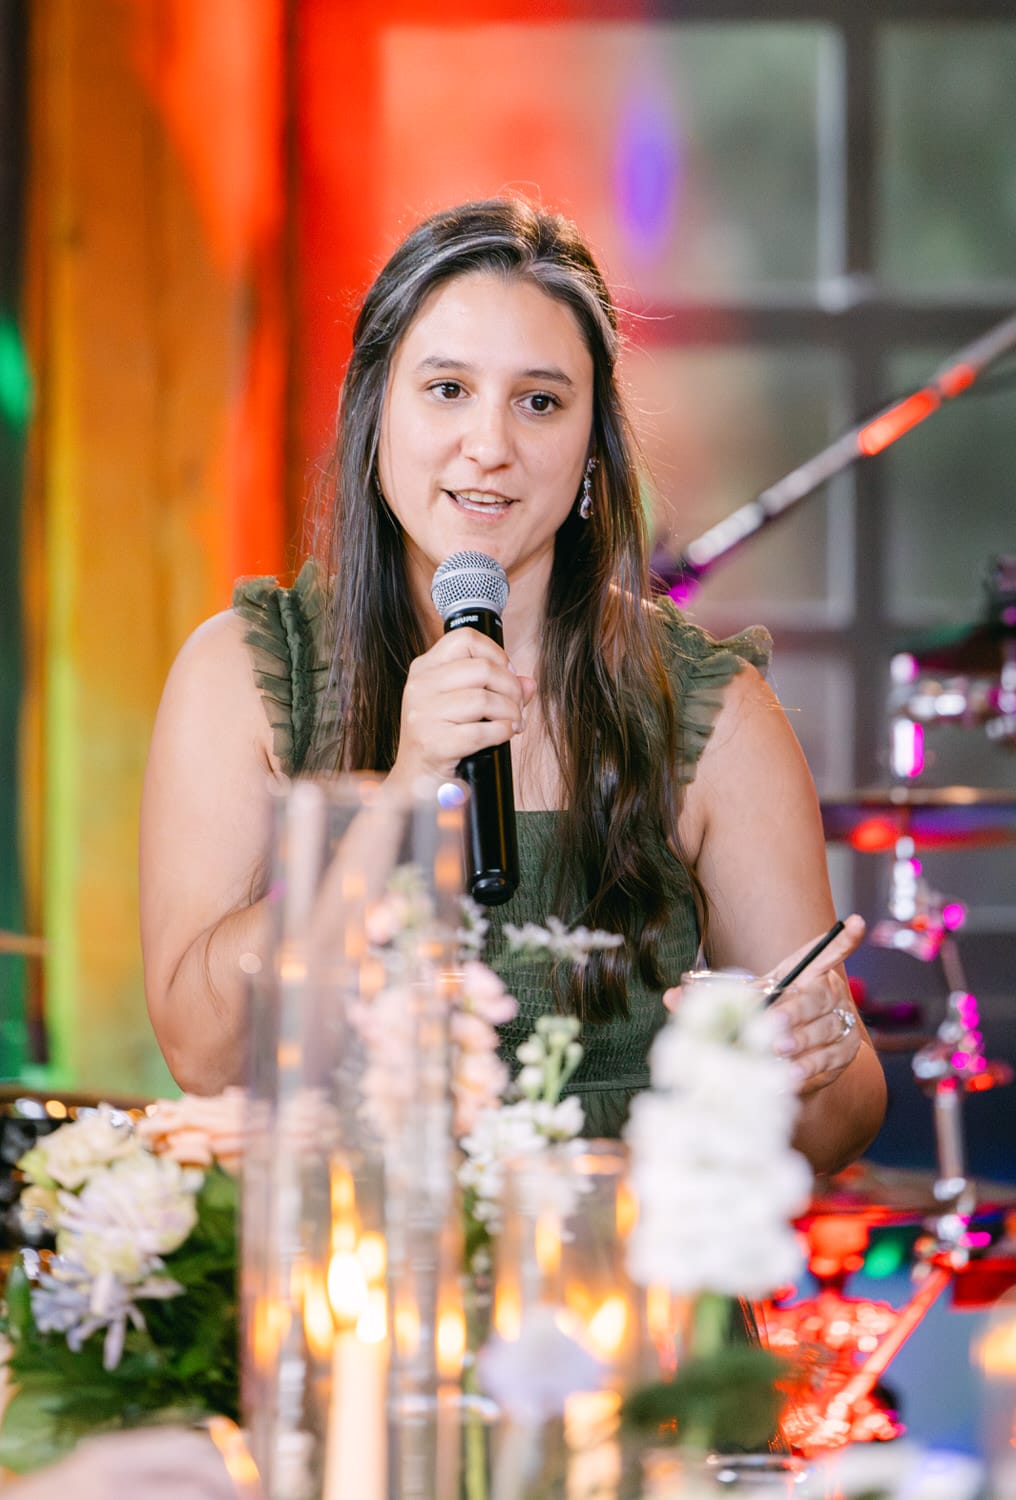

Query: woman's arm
<box><xmin>140</xmin><ymin>611</ymin><xmax>281</xmax><ymax>1094</ymax></box>
<box><xmin>141</xmin><ymin>610</ymin><xmax>534</xmax><ymax>1094</ymax></box>
<box><xmin>678</xmin><ymin>664</ymin><xmax>887</xmax><ymax>1175</ymax></box>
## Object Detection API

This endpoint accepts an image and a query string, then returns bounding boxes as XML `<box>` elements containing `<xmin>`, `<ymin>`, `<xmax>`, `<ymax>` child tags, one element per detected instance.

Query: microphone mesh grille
<box><xmin>430</xmin><ymin>551</ymin><xmax>509</xmax><ymax>620</ymax></box>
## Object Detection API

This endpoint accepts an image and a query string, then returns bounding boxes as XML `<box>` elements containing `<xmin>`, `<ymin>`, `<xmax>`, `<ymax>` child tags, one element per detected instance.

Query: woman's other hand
<box><xmin>762</xmin><ymin>913</ymin><xmax>866</xmax><ymax>1096</ymax></box>
<box><xmin>388</xmin><ymin>627</ymin><xmax>536</xmax><ymax>788</ymax></box>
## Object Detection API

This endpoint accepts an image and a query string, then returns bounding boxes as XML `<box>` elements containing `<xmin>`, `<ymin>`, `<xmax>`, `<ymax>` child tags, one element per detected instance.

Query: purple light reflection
<box><xmin>615</xmin><ymin>95</ymin><xmax>682</xmax><ymax>259</ymax></box>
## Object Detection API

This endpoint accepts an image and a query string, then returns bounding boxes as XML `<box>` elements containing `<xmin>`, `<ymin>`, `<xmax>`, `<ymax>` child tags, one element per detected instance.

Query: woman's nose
<box><xmin>460</xmin><ymin>399</ymin><xmax>512</xmax><ymax>468</ymax></box>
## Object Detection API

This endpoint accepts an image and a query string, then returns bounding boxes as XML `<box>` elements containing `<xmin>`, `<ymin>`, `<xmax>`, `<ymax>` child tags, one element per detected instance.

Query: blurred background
<box><xmin>1</xmin><ymin>0</ymin><xmax>1015</xmax><ymax>1170</ymax></box>
<box><xmin>1</xmin><ymin>0</ymin><xmax>1015</xmax><ymax>1457</ymax></box>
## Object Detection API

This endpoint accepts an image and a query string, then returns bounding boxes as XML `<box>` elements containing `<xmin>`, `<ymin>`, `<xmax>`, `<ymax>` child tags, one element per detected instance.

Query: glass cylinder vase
<box><xmin>491</xmin><ymin>1141</ymin><xmax>642</xmax><ymax>1387</ymax></box>
<box><xmin>479</xmin><ymin>1142</ymin><xmax>646</xmax><ymax>1500</ymax></box>
<box><xmin>242</xmin><ymin>774</ymin><xmax>468</xmax><ymax>1500</ymax></box>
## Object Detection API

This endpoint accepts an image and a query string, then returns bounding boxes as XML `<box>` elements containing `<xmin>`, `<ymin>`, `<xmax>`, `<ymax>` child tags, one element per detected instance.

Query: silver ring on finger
<box><xmin>833</xmin><ymin>1004</ymin><xmax>857</xmax><ymax>1041</ymax></box>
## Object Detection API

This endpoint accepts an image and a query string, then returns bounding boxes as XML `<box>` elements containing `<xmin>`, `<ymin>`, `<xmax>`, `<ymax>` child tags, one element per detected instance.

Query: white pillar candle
<box><xmin>565</xmin><ymin>1390</ymin><xmax>622</xmax><ymax>1500</ymax></box>
<box><xmin>323</xmin><ymin>1296</ymin><xmax>388</xmax><ymax>1500</ymax></box>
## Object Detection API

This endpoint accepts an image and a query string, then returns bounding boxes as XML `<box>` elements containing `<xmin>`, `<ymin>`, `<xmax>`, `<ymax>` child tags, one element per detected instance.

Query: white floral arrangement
<box><xmin>0</xmin><ymin>1093</ymin><xmax>244</xmax><ymax>1474</ymax></box>
<box><xmin>622</xmin><ymin>971</ymin><xmax>813</xmax><ymax>1454</ymax></box>
<box><xmin>626</xmin><ymin>975</ymin><xmax>812</xmax><ymax>1299</ymax></box>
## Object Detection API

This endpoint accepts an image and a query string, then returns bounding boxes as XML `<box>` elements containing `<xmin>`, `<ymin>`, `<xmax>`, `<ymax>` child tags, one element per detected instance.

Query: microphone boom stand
<box><xmin>656</xmin><ymin>310</ymin><xmax>1016</xmax><ymax>605</ymax></box>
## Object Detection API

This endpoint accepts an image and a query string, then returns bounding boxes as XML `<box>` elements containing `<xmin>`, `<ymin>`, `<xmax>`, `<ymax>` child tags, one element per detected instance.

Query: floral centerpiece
<box><xmin>622</xmin><ymin>971</ymin><xmax>813</xmax><ymax>1456</ymax></box>
<box><xmin>0</xmin><ymin>913</ymin><xmax>815</xmax><ymax>1491</ymax></box>
<box><xmin>0</xmin><ymin>1094</ymin><xmax>242</xmax><ymax>1474</ymax></box>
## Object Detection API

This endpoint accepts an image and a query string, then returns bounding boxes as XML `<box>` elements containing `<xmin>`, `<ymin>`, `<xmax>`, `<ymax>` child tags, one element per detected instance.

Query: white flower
<box><xmin>17</xmin><ymin>1184</ymin><xmax>59</xmax><ymax>1235</ymax></box>
<box><xmin>478</xmin><ymin>1308</ymin><xmax>604</xmax><ymax>1423</ymax></box>
<box><xmin>516</xmin><ymin>1065</ymin><xmax>544</xmax><ymax>1099</ymax></box>
<box><xmin>624</xmin><ymin>971</ymin><xmax>811</xmax><ymax>1301</ymax></box>
<box><xmin>56</xmin><ymin>1150</ymin><xmax>202</xmax><ymax>1281</ymax></box>
<box><xmin>459</xmin><ymin>1101</ymin><xmax>547</xmax><ymax>1229</ymax></box>
<box><xmin>30</xmin><ymin>1253</ymin><xmax>183</xmax><ymax>1371</ymax></box>
<box><xmin>515</xmin><ymin>1039</ymin><xmax>545</xmax><ymax>1066</ymax></box>
<box><xmin>459</xmin><ymin>1091</ymin><xmax>586</xmax><ymax>1233</ymax></box>
<box><xmin>19</xmin><ymin>1104</ymin><xmax>140</xmax><ymax>1190</ymax></box>
<box><xmin>504</xmin><ymin>918</ymin><xmax>623</xmax><ymax>969</ymax></box>
<box><xmin>535</xmin><ymin>1014</ymin><xmax>582</xmax><ymax>1045</ymax></box>
<box><xmin>457</xmin><ymin>896</ymin><xmax>490</xmax><ymax>954</ymax></box>
<box><xmin>533</xmin><ymin>1096</ymin><xmax>584</xmax><ymax>1141</ymax></box>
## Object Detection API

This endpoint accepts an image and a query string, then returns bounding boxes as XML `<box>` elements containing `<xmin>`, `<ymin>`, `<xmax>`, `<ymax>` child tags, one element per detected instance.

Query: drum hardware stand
<box><xmin>889</xmin><ymin>555</ymin><xmax>1016</xmax><ymax>752</ymax></box>
<box><xmin>765</xmin><ymin>933</ymin><xmax>1013</xmax><ymax>1454</ymax></box>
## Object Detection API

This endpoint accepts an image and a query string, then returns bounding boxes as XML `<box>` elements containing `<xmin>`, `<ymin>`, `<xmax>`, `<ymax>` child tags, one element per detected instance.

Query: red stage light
<box><xmin>858</xmin><ymin>391</ymin><xmax>940</xmax><ymax>457</ymax></box>
<box><xmin>849</xmin><ymin>818</ymin><xmax>899</xmax><ymax>853</ymax></box>
<box><xmin>937</xmin><ymin>361</ymin><xmax>976</xmax><ymax>398</ymax></box>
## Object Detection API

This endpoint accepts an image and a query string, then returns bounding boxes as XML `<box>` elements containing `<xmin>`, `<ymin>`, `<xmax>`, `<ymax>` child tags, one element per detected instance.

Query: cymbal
<box><xmin>799</xmin><ymin>1161</ymin><xmax>1016</xmax><ymax>1228</ymax></box>
<box><xmin>895</xmin><ymin>621</ymin><xmax>1014</xmax><ymax>678</ymax></box>
<box><xmin>896</xmin><ymin>555</ymin><xmax>1016</xmax><ymax>676</ymax></box>
<box><xmin>0</xmin><ymin>931</ymin><xmax>46</xmax><ymax>957</ymax></box>
<box><xmin>820</xmin><ymin>787</ymin><xmax>1016</xmax><ymax>851</ymax></box>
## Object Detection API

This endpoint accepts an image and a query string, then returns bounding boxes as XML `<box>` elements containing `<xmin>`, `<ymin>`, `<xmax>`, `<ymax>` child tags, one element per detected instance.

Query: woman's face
<box><xmin>377</xmin><ymin>271</ymin><xmax>595</xmax><ymax>604</ymax></box>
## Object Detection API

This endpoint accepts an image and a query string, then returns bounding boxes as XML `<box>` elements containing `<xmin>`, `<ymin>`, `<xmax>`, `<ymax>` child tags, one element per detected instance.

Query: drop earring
<box><xmin>579</xmin><ymin>457</ymin><xmax>597</xmax><ymax>520</ymax></box>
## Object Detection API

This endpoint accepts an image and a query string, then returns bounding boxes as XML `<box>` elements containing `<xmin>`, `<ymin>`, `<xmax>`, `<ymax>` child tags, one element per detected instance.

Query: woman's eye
<box><xmin>432</xmin><ymin>381</ymin><xmax>464</xmax><ymax>400</ymax></box>
<box><xmin>524</xmin><ymin>392</ymin><xmax>558</xmax><ymax>414</ymax></box>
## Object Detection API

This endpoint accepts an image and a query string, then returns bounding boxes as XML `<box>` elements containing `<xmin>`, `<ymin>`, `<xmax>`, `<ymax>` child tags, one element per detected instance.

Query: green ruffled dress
<box><xmin>233</xmin><ymin>562</ymin><xmax>771</xmax><ymax>1138</ymax></box>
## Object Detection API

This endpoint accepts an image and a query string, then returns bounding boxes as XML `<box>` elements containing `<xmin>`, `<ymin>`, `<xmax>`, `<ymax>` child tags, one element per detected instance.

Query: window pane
<box><xmin>882</xmin><ymin>349</ymin><xmax>1016</xmax><ymax>620</ymax></box>
<box><xmin>879</xmin><ymin>25</ymin><xmax>1016</xmax><ymax>288</ymax></box>
<box><xmin>623</xmin><ymin>344</ymin><xmax>852</xmax><ymax>622</ymax></box>
<box><xmin>380</xmin><ymin>23</ymin><xmax>833</xmax><ymax>297</ymax></box>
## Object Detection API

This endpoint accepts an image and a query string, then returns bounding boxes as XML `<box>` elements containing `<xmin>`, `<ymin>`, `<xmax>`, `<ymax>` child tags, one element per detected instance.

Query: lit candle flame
<box><xmin>585</xmin><ymin>1294</ymin><xmax>629</xmax><ymax>1361</ymax></box>
<box><xmin>357</xmin><ymin>1287</ymin><xmax>388</xmax><ymax>1345</ymax></box>
<box><xmin>328</xmin><ymin>1250</ymin><xmax>368</xmax><ymax>1325</ymax></box>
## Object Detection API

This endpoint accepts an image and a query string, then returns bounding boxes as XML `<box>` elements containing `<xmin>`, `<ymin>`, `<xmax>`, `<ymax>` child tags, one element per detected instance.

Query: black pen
<box><xmin>765</xmin><ymin>919</ymin><xmax>845</xmax><ymax>1004</ymax></box>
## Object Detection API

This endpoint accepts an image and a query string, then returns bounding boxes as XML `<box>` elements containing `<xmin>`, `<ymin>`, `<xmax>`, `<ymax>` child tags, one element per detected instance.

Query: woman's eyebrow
<box><xmin>413</xmin><ymin>354</ymin><xmax>575</xmax><ymax>388</ymax></box>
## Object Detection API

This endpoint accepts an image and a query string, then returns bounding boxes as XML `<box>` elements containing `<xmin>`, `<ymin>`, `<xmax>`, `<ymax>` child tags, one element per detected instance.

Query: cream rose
<box><xmin>19</xmin><ymin>1104</ymin><xmax>140</xmax><ymax>1190</ymax></box>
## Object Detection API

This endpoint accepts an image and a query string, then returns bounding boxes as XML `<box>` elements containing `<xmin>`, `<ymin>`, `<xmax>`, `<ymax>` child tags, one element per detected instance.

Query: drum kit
<box><xmin>761</xmin><ymin>554</ymin><xmax>1016</xmax><ymax>1452</ymax></box>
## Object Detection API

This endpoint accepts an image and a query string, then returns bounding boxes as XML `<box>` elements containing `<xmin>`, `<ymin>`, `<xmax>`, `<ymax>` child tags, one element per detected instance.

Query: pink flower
<box><xmin>452</xmin><ymin>1050</ymin><xmax>509</xmax><ymax>1136</ymax></box>
<box><xmin>451</xmin><ymin>1010</ymin><xmax>501</xmax><ymax>1052</ymax></box>
<box><xmin>461</xmin><ymin>961</ymin><xmax>518</xmax><ymax>1025</ymax></box>
<box><xmin>137</xmin><ymin>1089</ymin><xmax>245</xmax><ymax>1174</ymax></box>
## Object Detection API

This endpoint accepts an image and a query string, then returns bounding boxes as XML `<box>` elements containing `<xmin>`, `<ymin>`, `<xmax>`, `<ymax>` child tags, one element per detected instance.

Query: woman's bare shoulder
<box><xmin>153</xmin><ymin>608</ymin><xmax>280</xmax><ymax>776</ymax></box>
<box><xmin>678</xmin><ymin>661</ymin><xmax>808</xmax><ymax>855</ymax></box>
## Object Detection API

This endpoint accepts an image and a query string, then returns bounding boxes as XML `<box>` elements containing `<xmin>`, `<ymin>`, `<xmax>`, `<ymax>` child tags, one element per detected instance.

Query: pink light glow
<box><xmin>891</xmin><ymin>652</ymin><xmax>920</xmax><ymax>685</ymax></box>
<box><xmin>892</xmin><ymin>719</ymin><xmax>925</xmax><ymax>779</ymax></box>
<box><xmin>942</xmin><ymin>902</ymin><xmax>966</xmax><ymax>931</ymax></box>
<box><xmin>957</xmin><ymin>993</ymin><xmax>980</xmax><ymax>1024</ymax></box>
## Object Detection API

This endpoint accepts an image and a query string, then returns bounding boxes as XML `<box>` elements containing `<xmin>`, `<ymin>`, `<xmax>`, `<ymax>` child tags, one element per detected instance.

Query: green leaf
<box><xmin>0</xmin><ymin>1382</ymin><xmax>81</xmax><ymax>1473</ymax></box>
<box><xmin>3</xmin><ymin>1263</ymin><xmax>32</xmax><ymax>1340</ymax></box>
<box><xmin>622</xmin><ymin>1346</ymin><xmax>788</xmax><ymax>1453</ymax></box>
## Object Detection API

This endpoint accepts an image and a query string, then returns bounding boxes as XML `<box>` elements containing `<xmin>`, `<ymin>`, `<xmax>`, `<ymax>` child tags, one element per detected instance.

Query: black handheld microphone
<box><xmin>430</xmin><ymin>551</ymin><xmax>520</xmax><ymax>906</ymax></box>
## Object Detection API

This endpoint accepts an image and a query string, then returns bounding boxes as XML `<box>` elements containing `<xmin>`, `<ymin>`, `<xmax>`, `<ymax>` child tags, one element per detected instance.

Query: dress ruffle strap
<box><xmin>232</xmin><ymin>560</ymin><xmax>331</xmax><ymax>775</ymax></box>
<box><xmin>656</xmin><ymin>599</ymin><xmax>773</xmax><ymax>785</ymax></box>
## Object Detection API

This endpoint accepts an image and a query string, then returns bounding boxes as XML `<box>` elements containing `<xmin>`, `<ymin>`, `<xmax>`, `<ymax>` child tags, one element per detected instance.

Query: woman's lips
<box><xmin>446</xmin><ymin>489</ymin><xmax>516</xmax><ymax>515</ymax></box>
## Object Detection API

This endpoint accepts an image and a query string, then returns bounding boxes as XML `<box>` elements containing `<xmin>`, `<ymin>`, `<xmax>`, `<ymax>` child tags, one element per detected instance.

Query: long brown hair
<box><xmin>309</xmin><ymin>199</ymin><xmax>694</xmax><ymax>1022</ymax></box>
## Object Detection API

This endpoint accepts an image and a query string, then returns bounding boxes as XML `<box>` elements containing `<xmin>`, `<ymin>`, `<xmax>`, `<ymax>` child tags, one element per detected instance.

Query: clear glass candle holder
<box><xmin>242</xmin><ymin>774</ymin><xmax>468</xmax><ymax>1500</ymax></box>
<box><xmin>492</xmin><ymin>1141</ymin><xmax>643</xmax><ymax>1391</ymax></box>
